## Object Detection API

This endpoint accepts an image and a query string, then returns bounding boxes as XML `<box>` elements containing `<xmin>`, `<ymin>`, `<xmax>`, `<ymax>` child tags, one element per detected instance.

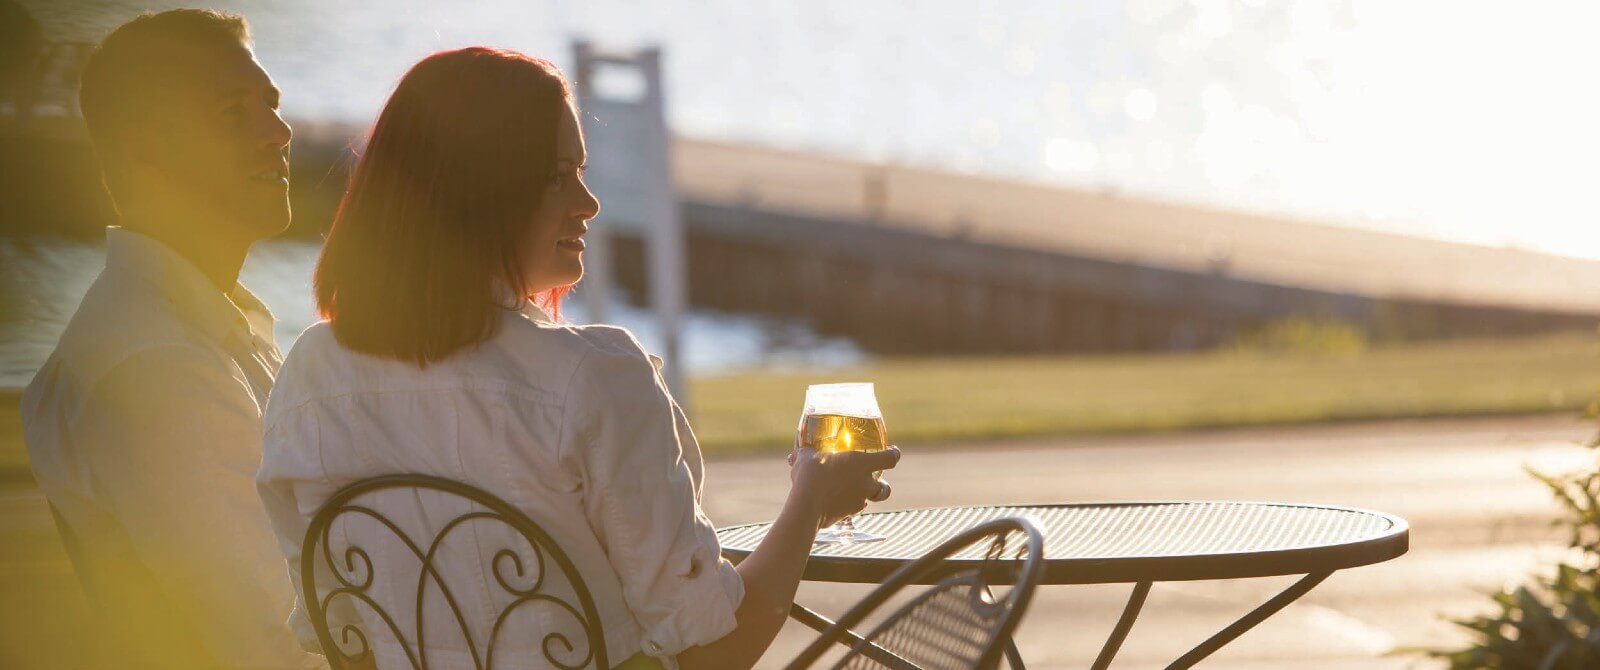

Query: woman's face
<box><xmin>522</xmin><ymin>102</ymin><xmax>600</xmax><ymax>294</ymax></box>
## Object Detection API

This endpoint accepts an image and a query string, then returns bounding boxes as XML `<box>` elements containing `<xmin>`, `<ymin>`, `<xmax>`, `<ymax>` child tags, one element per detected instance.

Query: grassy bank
<box><xmin>689</xmin><ymin>330</ymin><xmax>1600</xmax><ymax>452</ymax></box>
<box><xmin>3</xmin><ymin>331</ymin><xmax>1598</xmax><ymax>477</ymax></box>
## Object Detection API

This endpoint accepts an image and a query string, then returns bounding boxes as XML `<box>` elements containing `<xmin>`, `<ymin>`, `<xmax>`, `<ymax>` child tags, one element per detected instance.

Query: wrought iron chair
<box><xmin>47</xmin><ymin>504</ymin><xmax>94</xmax><ymax>598</ymax></box>
<box><xmin>301</xmin><ymin>474</ymin><xmax>608</xmax><ymax>669</ymax></box>
<box><xmin>785</xmin><ymin>517</ymin><xmax>1045</xmax><ymax>670</ymax></box>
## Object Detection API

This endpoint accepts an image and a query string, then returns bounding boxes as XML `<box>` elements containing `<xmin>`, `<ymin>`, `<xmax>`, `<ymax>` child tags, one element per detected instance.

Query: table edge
<box><xmin>717</xmin><ymin>501</ymin><xmax>1411</xmax><ymax>585</ymax></box>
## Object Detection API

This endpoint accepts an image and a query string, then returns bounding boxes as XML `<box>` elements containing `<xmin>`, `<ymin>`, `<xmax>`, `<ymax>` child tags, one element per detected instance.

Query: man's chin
<box><xmin>244</xmin><ymin>208</ymin><xmax>293</xmax><ymax>241</ymax></box>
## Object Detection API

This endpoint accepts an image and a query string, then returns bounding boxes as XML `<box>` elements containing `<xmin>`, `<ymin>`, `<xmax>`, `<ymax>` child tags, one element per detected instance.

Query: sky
<box><xmin>28</xmin><ymin>0</ymin><xmax>1600</xmax><ymax>259</ymax></box>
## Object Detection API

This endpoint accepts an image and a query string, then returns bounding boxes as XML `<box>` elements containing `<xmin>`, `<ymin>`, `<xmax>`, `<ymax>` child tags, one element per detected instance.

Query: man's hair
<box><xmin>79</xmin><ymin>9</ymin><xmax>251</xmax><ymax>199</ymax></box>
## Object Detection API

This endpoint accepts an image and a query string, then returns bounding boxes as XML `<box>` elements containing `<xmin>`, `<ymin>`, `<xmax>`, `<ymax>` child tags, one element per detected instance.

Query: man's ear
<box><xmin>119</xmin><ymin>125</ymin><xmax>164</xmax><ymax>173</ymax></box>
<box><xmin>106</xmin><ymin>119</ymin><xmax>179</xmax><ymax>208</ymax></box>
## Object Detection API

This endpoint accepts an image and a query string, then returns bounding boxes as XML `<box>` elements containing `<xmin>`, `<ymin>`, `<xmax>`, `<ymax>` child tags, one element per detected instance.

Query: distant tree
<box><xmin>0</xmin><ymin>0</ymin><xmax>42</xmax><ymax>98</ymax></box>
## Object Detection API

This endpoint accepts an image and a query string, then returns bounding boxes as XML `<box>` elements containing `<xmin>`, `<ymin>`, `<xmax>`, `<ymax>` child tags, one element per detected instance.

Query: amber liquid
<box><xmin>799</xmin><ymin>413</ymin><xmax>888</xmax><ymax>480</ymax></box>
<box><xmin>798</xmin><ymin>412</ymin><xmax>889</xmax><ymax>544</ymax></box>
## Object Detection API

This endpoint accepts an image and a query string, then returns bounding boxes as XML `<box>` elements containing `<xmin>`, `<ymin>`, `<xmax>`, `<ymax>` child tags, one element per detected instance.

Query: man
<box><xmin>21</xmin><ymin>9</ymin><xmax>321</xmax><ymax>668</ymax></box>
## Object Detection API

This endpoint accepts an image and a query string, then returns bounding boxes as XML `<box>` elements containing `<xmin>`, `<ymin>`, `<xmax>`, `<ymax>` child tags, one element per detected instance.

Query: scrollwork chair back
<box><xmin>301</xmin><ymin>474</ymin><xmax>609</xmax><ymax>670</ymax></box>
<box><xmin>785</xmin><ymin>517</ymin><xmax>1044</xmax><ymax>670</ymax></box>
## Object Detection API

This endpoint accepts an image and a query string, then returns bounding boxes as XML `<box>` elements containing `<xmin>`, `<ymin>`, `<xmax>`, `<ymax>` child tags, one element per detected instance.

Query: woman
<box><xmin>257</xmin><ymin>48</ymin><xmax>897</xmax><ymax>670</ymax></box>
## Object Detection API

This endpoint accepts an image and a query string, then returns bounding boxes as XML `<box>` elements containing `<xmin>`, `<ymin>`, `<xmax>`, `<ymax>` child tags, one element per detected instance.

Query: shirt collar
<box><xmin>522</xmin><ymin>301</ymin><xmax>555</xmax><ymax>323</ymax></box>
<box><xmin>491</xmin><ymin>279</ymin><xmax>556</xmax><ymax>324</ymax></box>
<box><xmin>104</xmin><ymin>227</ymin><xmax>277</xmax><ymax>348</ymax></box>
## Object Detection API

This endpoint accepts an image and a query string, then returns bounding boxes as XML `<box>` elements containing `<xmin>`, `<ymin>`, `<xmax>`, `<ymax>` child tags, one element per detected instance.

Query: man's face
<box><xmin>145</xmin><ymin>43</ymin><xmax>292</xmax><ymax>241</ymax></box>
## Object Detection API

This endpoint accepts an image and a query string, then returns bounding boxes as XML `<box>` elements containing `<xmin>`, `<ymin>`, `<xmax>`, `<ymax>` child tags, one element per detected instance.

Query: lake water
<box><xmin>0</xmin><ymin>237</ymin><xmax>865</xmax><ymax>388</ymax></box>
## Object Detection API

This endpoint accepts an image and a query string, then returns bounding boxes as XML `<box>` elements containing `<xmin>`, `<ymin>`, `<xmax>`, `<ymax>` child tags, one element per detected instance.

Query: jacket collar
<box><xmin>491</xmin><ymin>279</ymin><xmax>556</xmax><ymax>324</ymax></box>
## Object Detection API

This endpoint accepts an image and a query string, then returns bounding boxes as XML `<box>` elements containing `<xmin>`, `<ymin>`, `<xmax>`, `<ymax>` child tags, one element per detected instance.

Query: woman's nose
<box><xmin>573</xmin><ymin>182</ymin><xmax>600</xmax><ymax>221</ymax></box>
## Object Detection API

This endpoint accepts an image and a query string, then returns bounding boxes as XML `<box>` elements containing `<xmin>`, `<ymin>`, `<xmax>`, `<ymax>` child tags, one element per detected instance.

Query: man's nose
<box><xmin>259</xmin><ymin>108</ymin><xmax>292</xmax><ymax>151</ymax></box>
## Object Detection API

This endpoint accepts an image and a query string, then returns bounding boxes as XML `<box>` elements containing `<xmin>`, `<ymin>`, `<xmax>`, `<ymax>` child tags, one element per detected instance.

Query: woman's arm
<box><xmin>563</xmin><ymin>328</ymin><xmax>899</xmax><ymax>668</ymax></box>
<box><xmin>676</xmin><ymin>446</ymin><xmax>900</xmax><ymax>670</ymax></box>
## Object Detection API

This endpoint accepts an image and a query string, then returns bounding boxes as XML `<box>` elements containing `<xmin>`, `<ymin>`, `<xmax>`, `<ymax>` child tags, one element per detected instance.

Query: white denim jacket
<box><xmin>257</xmin><ymin>307</ymin><xmax>744</xmax><ymax>669</ymax></box>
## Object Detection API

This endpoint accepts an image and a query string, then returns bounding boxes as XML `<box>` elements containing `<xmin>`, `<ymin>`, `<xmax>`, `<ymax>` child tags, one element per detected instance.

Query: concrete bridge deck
<box><xmin>7</xmin><ymin>112</ymin><xmax>1599</xmax><ymax>352</ymax></box>
<box><xmin>674</xmin><ymin>138</ymin><xmax>1600</xmax><ymax>316</ymax></box>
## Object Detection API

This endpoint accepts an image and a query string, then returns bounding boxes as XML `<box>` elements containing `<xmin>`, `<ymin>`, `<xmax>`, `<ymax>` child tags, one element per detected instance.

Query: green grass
<box><xmin>3</xmin><ymin>331</ymin><xmax>1599</xmax><ymax>476</ymax></box>
<box><xmin>687</xmin><ymin>330</ymin><xmax>1600</xmax><ymax>453</ymax></box>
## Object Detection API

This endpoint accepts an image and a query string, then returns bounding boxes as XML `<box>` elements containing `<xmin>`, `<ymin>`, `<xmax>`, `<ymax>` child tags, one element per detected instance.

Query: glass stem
<box><xmin>837</xmin><ymin>515</ymin><xmax>857</xmax><ymax>531</ymax></box>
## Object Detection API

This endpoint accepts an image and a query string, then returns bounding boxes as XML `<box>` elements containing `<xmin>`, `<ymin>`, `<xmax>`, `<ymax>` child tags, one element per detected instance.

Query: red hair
<box><xmin>315</xmin><ymin>47</ymin><xmax>573</xmax><ymax>365</ymax></box>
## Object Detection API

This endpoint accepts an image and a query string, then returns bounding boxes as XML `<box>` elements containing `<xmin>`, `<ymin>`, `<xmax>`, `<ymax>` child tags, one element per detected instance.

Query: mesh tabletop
<box><xmin>717</xmin><ymin>502</ymin><xmax>1408</xmax><ymax>584</ymax></box>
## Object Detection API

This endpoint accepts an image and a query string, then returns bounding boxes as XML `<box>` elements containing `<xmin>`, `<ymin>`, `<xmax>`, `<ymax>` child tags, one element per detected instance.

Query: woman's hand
<box><xmin>788</xmin><ymin>445</ymin><xmax>901</xmax><ymax>527</ymax></box>
<box><xmin>679</xmin><ymin>445</ymin><xmax>901</xmax><ymax>669</ymax></box>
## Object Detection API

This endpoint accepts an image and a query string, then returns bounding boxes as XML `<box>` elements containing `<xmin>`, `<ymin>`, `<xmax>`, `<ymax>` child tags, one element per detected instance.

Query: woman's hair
<box><xmin>315</xmin><ymin>47</ymin><xmax>573</xmax><ymax>366</ymax></box>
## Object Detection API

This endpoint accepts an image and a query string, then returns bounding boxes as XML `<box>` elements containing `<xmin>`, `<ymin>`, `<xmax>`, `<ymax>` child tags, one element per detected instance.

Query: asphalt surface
<box><xmin>0</xmin><ymin>414</ymin><xmax>1587</xmax><ymax>668</ymax></box>
<box><xmin>699</xmin><ymin>414</ymin><xmax>1593</xmax><ymax>669</ymax></box>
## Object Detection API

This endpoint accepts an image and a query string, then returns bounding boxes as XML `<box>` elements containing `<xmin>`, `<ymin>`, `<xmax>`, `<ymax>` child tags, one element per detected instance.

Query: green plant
<box><xmin>1428</xmin><ymin>389</ymin><xmax>1600</xmax><ymax>668</ymax></box>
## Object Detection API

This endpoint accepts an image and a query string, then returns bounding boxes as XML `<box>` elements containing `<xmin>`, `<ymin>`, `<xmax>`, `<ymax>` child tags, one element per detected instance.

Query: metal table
<box><xmin>718</xmin><ymin>502</ymin><xmax>1409</xmax><ymax>669</ymax></box>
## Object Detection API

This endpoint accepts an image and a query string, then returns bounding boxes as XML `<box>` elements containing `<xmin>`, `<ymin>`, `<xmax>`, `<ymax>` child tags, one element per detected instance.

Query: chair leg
<box><xmin>1165</xmin><ymin>572</ymin><xmax>1332</xmax><ymax>670</ymax></box>
<box><xmin>788</xmin><ymin>602</ymin><xmax>920</xmax><ymax>670</ymax></box>
<box><xmin>789</xmin><ymin>601</ymin><xmax>837</xmax><ymax>636</ymax></box>
<box><xmin>1002</xmin><ymin>637</ymin><xmax>1026</xmax><ymax>669</ymax></box>
<box><xmin>1092</xmin><ymin>581</ymin><xmax>1151</xmax><ymax>670</ymax></box>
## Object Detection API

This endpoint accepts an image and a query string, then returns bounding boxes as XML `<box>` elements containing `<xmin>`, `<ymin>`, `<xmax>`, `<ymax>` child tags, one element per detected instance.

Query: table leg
<box><xmin>1165</xmin><ymin>571</ymin><xmax>1332</xmax><ymax>670</ymax></box>
<box><xmin>1092</xmin><ymin>581</ymin><xmax>1152</xmax><ymax>670</ymax></box>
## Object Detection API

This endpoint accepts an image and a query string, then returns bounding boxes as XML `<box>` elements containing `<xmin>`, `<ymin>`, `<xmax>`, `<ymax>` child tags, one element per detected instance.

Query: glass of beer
<box><xmin>798</xmin><ymin>383</ymin><xmax>890</xmax><ymax>544</ymax></box>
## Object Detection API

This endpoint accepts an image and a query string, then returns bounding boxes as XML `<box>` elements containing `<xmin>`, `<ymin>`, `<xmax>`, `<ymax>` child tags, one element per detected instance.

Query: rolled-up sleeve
<box><xmin>564</xmin><ymin>332</ymin><xmax>745</xmax><ymax>662</ymax></box>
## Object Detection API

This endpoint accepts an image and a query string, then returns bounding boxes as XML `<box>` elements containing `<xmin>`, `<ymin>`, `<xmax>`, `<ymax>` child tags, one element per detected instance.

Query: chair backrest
<box><xmin>785</xmin><ymin>517</ymin><xmax>1044</xmax><ymax>670</ymax></box>
<box><xmin>301</xmin><ymin>474</ymin><xmax>609</xmax><ymax>670</ymax></box>
<box><xmin>47</xmin><ymin>503</ymin><xmax>94</xmax><ymax>597</ymax></box>
<box><xmin>48</xmin><ymin>503</ymin><xmax>210</xmax><ymax>667</ymax></box>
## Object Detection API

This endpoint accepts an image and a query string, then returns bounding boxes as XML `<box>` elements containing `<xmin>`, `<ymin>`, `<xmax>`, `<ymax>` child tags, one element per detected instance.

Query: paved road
<box><xmin>699</xmin><ymin>414</ymin><xmax>1593</xmax><ymax>669</ymax></box>
<box><xmin>0</xmin><ymin>414</ymin><xmax>1588</xmax><ymax>668</ymax></box>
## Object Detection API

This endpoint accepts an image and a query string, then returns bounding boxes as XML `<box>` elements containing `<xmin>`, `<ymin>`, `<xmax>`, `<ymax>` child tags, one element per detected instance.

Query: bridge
<box><xmin>3</xmin><ymin>40</ymin><xmax>1596</xmax><ymax>355</ymax></box>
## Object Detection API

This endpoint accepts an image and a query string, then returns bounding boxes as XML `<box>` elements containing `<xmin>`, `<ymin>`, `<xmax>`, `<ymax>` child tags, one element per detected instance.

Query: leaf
<box><xmin>1424</xmin><ymin>366</ymin><xmax>1600</xmax><ymax>668</ymax></box>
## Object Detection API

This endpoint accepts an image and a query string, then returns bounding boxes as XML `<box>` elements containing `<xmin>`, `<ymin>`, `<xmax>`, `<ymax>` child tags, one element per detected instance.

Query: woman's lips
<box><xmin>556</xmin><ymin>238</ymin><xmax>586</xmax><ymax>252</ymax></box>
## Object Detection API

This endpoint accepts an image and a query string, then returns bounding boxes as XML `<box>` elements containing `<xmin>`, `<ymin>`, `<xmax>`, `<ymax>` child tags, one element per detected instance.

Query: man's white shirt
<box><xmin>22</xmin><ymin>227</ymin><xmax>322</xmax><ymax>669</ymax></box>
